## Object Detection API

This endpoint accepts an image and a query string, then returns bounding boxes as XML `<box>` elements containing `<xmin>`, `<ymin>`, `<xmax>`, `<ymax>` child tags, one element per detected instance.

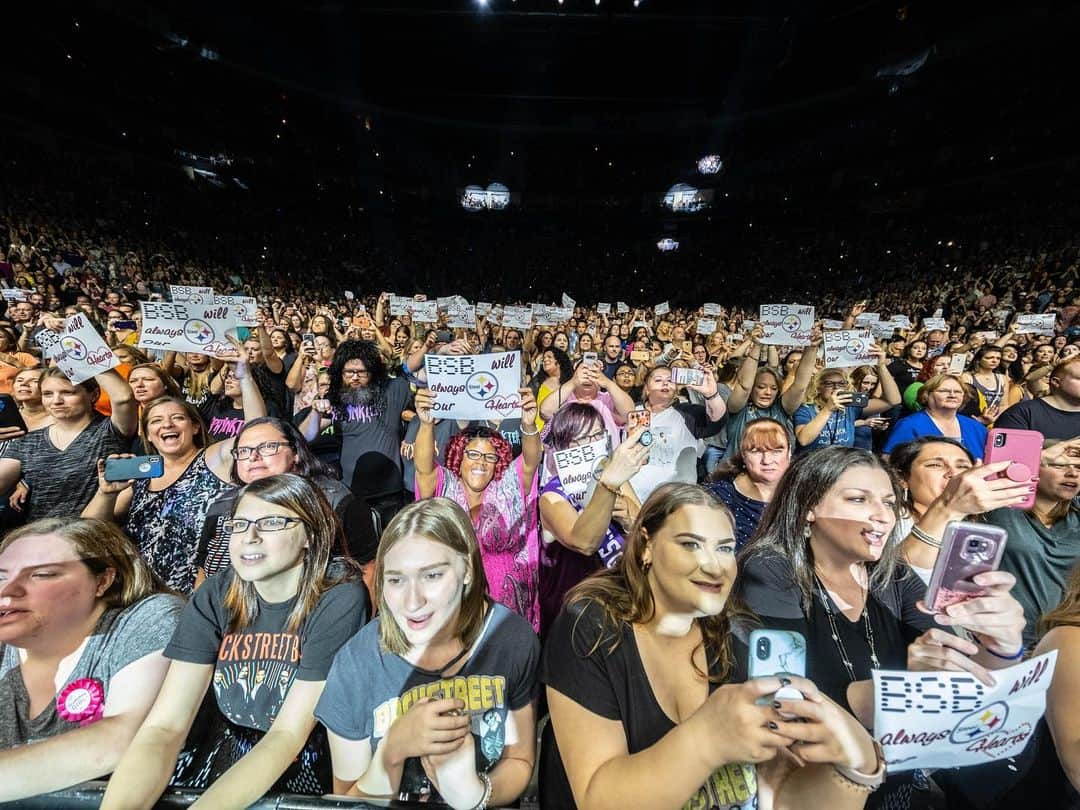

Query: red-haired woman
<box><xmin>414</xmin><ymin>387</ymin><xmax>543</xmax><ymax>631</ymax></box>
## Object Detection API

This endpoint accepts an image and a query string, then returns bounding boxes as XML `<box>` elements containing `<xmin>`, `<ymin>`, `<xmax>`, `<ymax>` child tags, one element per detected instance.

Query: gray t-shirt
<box><xmin>336</xmin><ymin>375</ymin><xmax>412</xmax><ymax>497</ymax></box>
<box><xmin>0</xmin><ymin>593</ymin><xmax>182</xmax><ymax>748</ymax></box>
<box><xmin>1</xmin><ymin>416</ymin><xmax>131</xmax><ymax>519</ymax></box>
<box><xmin>315</xmin><ymin>602</ymin><xmax>540</xmax><ymax>803</ymax></box>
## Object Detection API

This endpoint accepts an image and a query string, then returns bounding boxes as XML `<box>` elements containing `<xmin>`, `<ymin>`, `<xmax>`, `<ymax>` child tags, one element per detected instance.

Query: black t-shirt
<box><xmin>164</xmin><ymin>569</ymin><xmax>370</xmax><ymax>731</ymax></box>
<box><xmin>737</xmin><ymin>553</ymin><xmax>935</xmax><ymax>713</ymax></box>
<box><xmin>540</xmin><ymin>599</ymin><xmax>756</xmax><ymax>810</ymax></box>
<box><xmin>994</xmin><ymin>398</ymin><xmax>1080</xmax><ymax>441</ymax></box>
<box><xmin>199</xmin><ymin>396</ymin><xmax>281</xmax><ymax>442</ymax></box>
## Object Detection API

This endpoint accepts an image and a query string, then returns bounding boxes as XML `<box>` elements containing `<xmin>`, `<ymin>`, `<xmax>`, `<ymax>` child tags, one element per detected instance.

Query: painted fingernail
<box><xmin>772</xmin><ymin>700</ymin><xmax>783</xmax><ymax>709</ymax></box>
<box><xmin>768</xmin><ymin>721</ymin><xmax>779</xmax><ymax>730</ymax></box>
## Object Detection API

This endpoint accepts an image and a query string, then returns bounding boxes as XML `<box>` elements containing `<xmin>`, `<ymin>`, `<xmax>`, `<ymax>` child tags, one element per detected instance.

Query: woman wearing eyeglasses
<box><xmin>102</xmin><ymin>474</ymin><xmax>370</xmax><ymax>809</ymax></box>
<box><xmin>882</xmin><ymin>373</ymin><xmax>989</xmax><ymax>462</ymax></box>
<box><xmin>197</xmin><ymin>417</ymin><xmax>378</xmax><ymax>582</ymax></box>
<box><xmin>984</xmin><ymin>437</ymin><xmax>1080</xmax><ymax>649</ymax></box>
<box><xmin>413</xmin><ymin>387</ymin><xmax>544</xmax><ymax>630</ymax></box>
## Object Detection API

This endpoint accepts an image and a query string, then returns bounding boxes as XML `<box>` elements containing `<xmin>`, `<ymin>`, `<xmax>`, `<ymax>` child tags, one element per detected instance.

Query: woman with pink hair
<box><xmin>413</xmin><ymin>387</ymin><xmax>543</xmax><ymax>630</ymax></box>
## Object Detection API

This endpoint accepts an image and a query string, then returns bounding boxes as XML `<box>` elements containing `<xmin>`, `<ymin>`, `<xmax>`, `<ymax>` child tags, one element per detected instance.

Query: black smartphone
<box><xmin>849</xmin><ymin>391</ymin><xmax>870</xmax><ymax>408</ymax></box>
<box><xmin>104</xmin><ymin>456</ymin><xmax>165</xmax><ymax>482</ymax></box>
<box><xmin>436</xmin><ymin>330</ymin><xmax>454</xmax><ymax>344</ymax></box>
<box><xmin>112</xmin><ymin>320</ymin><xmax>137</xmax><ymax>331</ymax></box>
<box><xmin>0</xmin><ymin>394</ymin><xmax>28</xmax><ymax>433</ymax></box>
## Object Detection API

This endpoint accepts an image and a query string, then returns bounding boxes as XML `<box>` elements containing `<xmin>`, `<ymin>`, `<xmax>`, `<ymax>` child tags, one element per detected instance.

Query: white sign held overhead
<box><xmin>696</xmin><ymin>319</ymin><xmax>717</xmax><ymax>336</ymax></box>
<box><xmin>212</xmin><ymin>295</ymin><xmax>258</xmax><ymax>327</ymax></box>
<box><xmin>35</xmin><ymin>314</ymin><xmax>119</xmax><ymax>384</ymax></box>
<box><xmin>409</xmin><ymin>301</ymin><xmax>439</xmax><ymax>323</ymax></box>
<box><xmin>169</xmin><ymin>285</ymin><xmax>214</xmax><ymax>305</ymax></box>
<box><xmin>616</xmin><ymin>302</ymin><xmax>629</xmax><ymax>314</ymax></box>
<box><xmin>447</xmin><ymin>304</ymin><xmax>476</xmax><ymax>329</ymax></box>
<box><xmin>553</xmin><ymin>437</ymin><xmax>610</xmax><ymax>508</ymax></box>
<box><xmin>425</xmin><ymin>351</ymin><xmax>523</xmax><ymax>421</ymax></box>
<box><xmin>890</xmin><ymin>315</ymin><xmax>913</xmax><ymax>330</ymax></box>
<box><xmin>874</xmin><ymin>652</ymin><xmax>1056</xmax><ymax>772</ymax></box>
<box><xmin>476</xmin><ymin>302</ymin><xmax>492</xmax><ymax>316</ymax></box>
<box><xmin>561</xmin><ymin>292</ymin><xmax>576</xmax><ymax>309</ymax></box>
<box><xmin>702</xmin><ymin>302</ymin><xmax>721</xmax><ymax>316</ymax></box>
<box><xmin>823</xmin><ymin>329</ymin><xmax>876</xmax><ymax>368</ymax></box>
<box><xmin>502</xmin><ymin>306</ymin><xmax>533</xmax><ymax>330</ymax></box>
<box><xmin>822</xmin><ymin>319</ymin><xmax>846</xmax><ymax>331</ymax></box>
<box><xmin>137</xmin><ymin>300</ymin><xmax>240</xmax><ymax>358</ymax></box>
<box><xmin>654</xmin><ymin>301</ymin><xmax>670</xmax><ymax>316</ymax></box>
<box><xmin>596</xmin><ymin>303</ymin><xmax>611</xmax><ymax>315</ymax></box>
<box><xmin>1015</xmin><ymin>314</ymin><xmax>1056</xmax><ymax>335</ymax></box>
<box><xmin>924</xmin><ymin>317</ymin><xmax>948</xmax><ymax>331</ymax></box>
<box><xmin>759</xmin><ymin>303</ymin><xmax>815</xmax><ymax>346</ymax></box>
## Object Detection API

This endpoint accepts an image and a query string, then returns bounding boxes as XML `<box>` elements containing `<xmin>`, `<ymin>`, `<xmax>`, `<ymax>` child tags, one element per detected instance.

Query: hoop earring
<box><xmin>803</xmin><ymin>522</ymin><xmax>812</xmax><ymax>542</ymax></box>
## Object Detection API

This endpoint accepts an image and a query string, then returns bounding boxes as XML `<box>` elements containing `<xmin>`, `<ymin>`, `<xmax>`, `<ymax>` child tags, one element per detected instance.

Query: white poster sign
<box><xmin>447</xmin><ymin>304</ymin><xmax>476</xmax><ymax>329</ymax></box>
<box><xmin>425</xmin><ymin>351</ymin><xmax>523</xmax><ymax>420</ymax></box>
<box><xmin>35</xmin><ymin>314</ymin><xmax>119</xmax><ymax>384</ymax></box>
<box><xmin>654</xmin><ymin>301</ymin><xmax>670</xmax><ymax>316</ymax></box>
<box><xmin>824</xmin><ymin>329</ymin><xmax>875</xmax><ymax>368</ymax></box>
<box><xmin>616</xmin><ymin>301</ymin><xmax>629</xmax><ymax>314</ymax></box>
<box><xmin>874</xmin><ymin>652</ymin><xmax>1056</xmax><ymax>772</ymax></box>
<box><xmin>561</xmin><ymin>292</ymin><xmax>576</xmax><ymax>309</ymax></box>
<box><xmin>409</xmin><ymin>301</ymin><xmax>439</xmax><ymax>323</ymax></box>
<box><xmin>1015</xmin><ymin>314</ymin><xmax>1056</xmax><ymax>336</ymax></box>
<box><xmin>596</xmin><ymin>303</ymin><xmax>611</xmax><ymax>315</ymax></box>
<box><xmin>871</xmin><ymin>321</ymin><xmax>897</xmax><ymax>340</ymax></box>
<box><xmin>923</xmin><ymin>317</ymin><xmax>948</xmax><ymax>331</ymax></box>
<box><xmin>169</xmin><ymin>284</ymin><xmax>214</xmax><ymax>305</ymax></box>
<box><xmin>822</xmin><ymin>319</ymin><xmax>846</xmax><ymax>331</ymax></box>
<box><xmin>1</xmin><ymin>288</ymin><xmax>27</xmax><ymax>302</ymax></box>
<box><xmin>696</xmin><ymin>319</ymin><xmax>717</xmax><ymax>336</ymax></box>
<box><xmin>138</xmin><ymin>300</ymin><xmax>240</xmax><ymax>358</ymax></box>
<box><xmin>948</xmin><ymin>354</ymin><xmax>968</xmax><ymax>374</ymax></box>
<box><xmin>212</xmin><ymin>295</ymin><xmax>258</xmax><ymax>327</ymax></box>
<box><xmin>476</xmin><ymin>302</ymin><xmax>492</xmax><ymax>316</ymax></box>
<box><xmin>759</xmin><ymin>303</ymin><xmax>815</xmax><ymax>346</ymax></box>
<box><xmin>703</xmin><ymin>302</ymin><xmax>721</xmax><ymax>316</ymax></box>
<box><xmin>532</xmin><ymin>305</ymin><xmax>556</xmax><ymax>326</ymax></box>
<box><xmin>502</xmin><ymin>306</ymin><xmax>533</xmax><ymax>330</ymax></box>
<box><xmin>552</xmin><ymin>437</ymin><xmax>610</xmax><ymax>508</ymax></box>
<box><xmin>890</xmin><ymin>315</ymin><xmax>913</xmax><ymax>330</ymax></box>
<box><xmin>855</xmin><ymin>312</ymin><xmax>880</xmax><ymax>326</ymax></box>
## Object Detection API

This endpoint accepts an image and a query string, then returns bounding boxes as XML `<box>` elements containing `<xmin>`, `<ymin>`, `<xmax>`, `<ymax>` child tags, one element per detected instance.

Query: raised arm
<box><xmin>519</xmin><ymin>388</ymin><xmax>542</xmax><ymax>484</ymax></box>
<box><xmin>863</xmin><ymin>345</ymin><xmax>902</xmax><ymax>415</ymax></box>
<box><xmin>413</xmin><ymin>389</ymin><xmax>440</xmax><ymax>499</ymax></box>
<box><xmin>781</xmin><ymin>331</ymin><xmax>820</xmax><ymax>416</ymax></box>
<box><xmin>98</xmin><ymin>368</ymin><xmax>138</xmax><ymax>438</ymax></box>
<box><xmin>256</xmin><ymin>325</ymin><xmax>283</xmax><ymax>374</ymax></box>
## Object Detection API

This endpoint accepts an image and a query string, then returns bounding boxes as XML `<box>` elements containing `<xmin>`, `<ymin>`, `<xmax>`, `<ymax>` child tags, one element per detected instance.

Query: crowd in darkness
<box><xmin>0</xmin><ymin>151</ymin><xmax>1079</xmax><ymax>810</ymax></box>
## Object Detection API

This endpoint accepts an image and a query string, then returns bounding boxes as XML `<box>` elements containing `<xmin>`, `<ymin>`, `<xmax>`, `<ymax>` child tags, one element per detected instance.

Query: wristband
<box><xmin>469</xmin><ymin>771</ymin><xmax>492</xmax><ymax>810</ymax></box>
<box><xmin>520</xmin><ymin>423</ymin><xmax>540</xmax><ymax>437</ymax></box>
<box><xmin>597</xmin><ymin>478</ymin><xmax>621</xmax><ymax>497</ymax></box>
<box><xmin>833</xmin><ymin>740</ymin><xmax>886</xmax><ymax>790</ymax></box>
<box><xmin>704</xmin><ymin>390</ymin><xmax>721</xmax><ymax>401</ymax></box>
<box><xmin>978</xmin><ymin>638</ymin><xmax>1025</xmax><ymax>661</ymax></box>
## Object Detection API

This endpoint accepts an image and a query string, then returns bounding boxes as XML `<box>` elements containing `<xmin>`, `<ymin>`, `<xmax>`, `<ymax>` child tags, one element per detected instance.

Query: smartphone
<box><xmin>670</xmin><ymin>367</ymin><xmax>704</xmax><ymax>387</ymax></box>
<box><xmin>681</xmin><ymin>340</ymin><xmax>694</xmax><ymax>356</ymax></box>
<box><xmin>626</xmin><ymin>407</ymin><xmax>651</xmax><ymax>431</ymax></box>
<box><xmin>748</xmin><ymin>629</ymin><xmax>806</xmax><ymax>709</ymax></box>
<box><xmin>948</xmin><ymin>353</ymin><xmax>968</xmax><ymax>374</ymax></box>
<box><xmin>662</xmin><ymin>343</ymin><xmax>680</xmax><ymax>362</ymax></box>
<box><xmin>629</xmin><ymin>349</ymin><xmax>649</xmax><ymax>362</ymax></box>
<box><xmin>848</xmin><ymin>391</ymin><xmax>870</xmax><ymax>409</ymax></box>
<box><xmin>925</xmin><ymin>521</ymin><xmax>1008</xmax><ymax>612</ymax></box>
<box><xmin>104</xmin><ymin>455</ymin><xmax>165</xmax><ymax>482</ymax></box>
<box><xmin>436</xmin><ymin>329</ymin><xmax>454</xmax><ymax>344</ymax></box>
<box><xmin>0</xmin><ymin>394</ymin><xmax>28</xmax><ymax>432</ymax></box>
<box><xmin>302</xmin><ymin>331</ymin><xmax>316</xmax><ymax>349</ymax></box>
<box><xmin>983</xmin><ymin>428</ymin><xmax>1042</xmax><ymax>510</ymax></box>
<box><xmin>582</xmin><ymin>351</ymin><xmax>599</xmax><ymax>366</ymax></box>
<box><xmin>112</xmin><ymin>320</ymin><xmax>137</xmax><ymax>331</ymax></box>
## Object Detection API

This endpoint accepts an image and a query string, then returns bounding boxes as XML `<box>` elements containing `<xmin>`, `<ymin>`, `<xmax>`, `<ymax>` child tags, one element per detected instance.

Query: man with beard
<box><xmin>327</xmin><ymin>340</ymin><xmax>412</xmax><ymax>522</ymax></box>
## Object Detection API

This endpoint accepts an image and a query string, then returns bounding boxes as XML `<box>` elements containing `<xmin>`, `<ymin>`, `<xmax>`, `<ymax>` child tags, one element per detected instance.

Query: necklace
<box><xmin>813</xmin><ymin>572</ymin><xmax>880</xmax><ymax>681</ymax></box>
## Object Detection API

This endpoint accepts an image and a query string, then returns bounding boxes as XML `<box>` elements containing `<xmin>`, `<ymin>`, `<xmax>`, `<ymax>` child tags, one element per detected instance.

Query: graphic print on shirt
<box><xmin>213</xmin><ymin>629</ymin><xmax>301</xmax><ymax>728</ymax></box>
<box><xmin>685</xmin><ymin>762</ymin><xmax>757</xmax><ymax>810</ymax></box>
<box><xmin>370</xmin><ymin>674</ymin><xmax>510</xmax><ymax>799</ymax></box>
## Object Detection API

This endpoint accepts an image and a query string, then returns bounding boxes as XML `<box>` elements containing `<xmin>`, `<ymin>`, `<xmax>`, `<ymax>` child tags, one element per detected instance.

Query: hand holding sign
<box><xmin>424</xmin><ymin>351</ymin><xmax>522</xmax><ymax>420</ymax></box>
<box><xmin>415</xmin><ymin>388</ymin><xmax>437</xmax><ymax>424</ymax></box>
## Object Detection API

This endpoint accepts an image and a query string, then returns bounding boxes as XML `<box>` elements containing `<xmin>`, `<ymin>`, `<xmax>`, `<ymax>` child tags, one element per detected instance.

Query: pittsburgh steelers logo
<box><xmin>950</xmin><ymin>701</ymin><xmax>1009</xmax><ymax>743</ymax></box>
<box><xmin>781</xmin><ymin>315</ymin><xmax>802</xmax><ymax>333</ymax></box>
<box><xmin>466</xmin><ymin>371</ymin><xmax>499</xmax><ymax>401</ymax></box>
<box><xmin>188</xmin><ymin>294</ymin><xmax>204</xmax><ymax>305</ymax></box>
<box><xmin>845</xmin><ymin>339</ymin><xmax>864</xmax><ymax>355</ymax></box>
<box><xmin>60</xmin><ymin>337</ymin><xmax>88</xmax><ymax>360</ymax></box>
<box><xmin>184</xmin><ymin>319</ymin><xmax>215</xmax><ymax>344</ymax></box>
<box><xmin>234</xmin><ymin>305</ymin><xmax>248</xmax><ymax>319</ymax></box>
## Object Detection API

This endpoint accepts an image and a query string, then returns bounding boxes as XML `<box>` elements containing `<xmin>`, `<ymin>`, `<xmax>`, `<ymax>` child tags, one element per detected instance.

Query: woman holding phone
<box><xmin>542</xmin><ymin>482</ymin><xmax>883</xmax><ymax>810</ymax></box>
<box><xmin>102</xmin><ymin>474</ymin><xmax>369</xmax><ymax>809</ymax></box>
<box><xmin>318</xmin><ymin>498</ymin><xmax>539</xmax><ymax>809</ymax></box>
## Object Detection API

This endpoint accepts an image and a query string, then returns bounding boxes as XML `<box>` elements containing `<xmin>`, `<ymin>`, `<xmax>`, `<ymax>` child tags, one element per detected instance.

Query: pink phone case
<box><xmin>984</xmin><ymin>428</ymin><xmax>1043</xmax><ymax>510</ymax></box>
<box><xmin>925</xmin><ymin>521</ymin><xmax>1008</xmax><ymax>612</ymax></box>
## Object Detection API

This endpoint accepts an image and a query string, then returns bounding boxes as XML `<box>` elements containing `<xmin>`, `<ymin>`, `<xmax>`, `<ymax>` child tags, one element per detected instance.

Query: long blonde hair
<box><xmin>374</xmin><ymin>498</ymin><xmax>490</xmax><ymax>656</ymax></box>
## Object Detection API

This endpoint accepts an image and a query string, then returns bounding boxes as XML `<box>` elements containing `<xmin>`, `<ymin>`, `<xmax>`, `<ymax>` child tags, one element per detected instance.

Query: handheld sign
<box><xmin>654</xmin><ymin>301</ymin><xmax>670</xmax><ymax>316</ymax></box>
<box><xmin>138</xmin><ymin>300</ymin><xmax>240</xmax><ymax>358</ymax></box>
<box><xmin>213</xmin><ymin>295</ymin><xmax>258</xmax><ymax>327</ymax></box>
<box><xmin>35</xmin><ymin>313</ymin><xmax>119</xmax><ymax>384</ymax></box>
<box><xmin>759</xmin><ymin>304</ymin><xmax>815</xmax><ymax>346</ymax></box>
<box><xmin>409</xmin><ymin>301</ymin><xmax>439</xmax><ymax>323</ymax></box>
<box><xmin>562</xmin><ymin>292</ymin><xmax>576</xmax><ymax>309</ymax></box>
<box><xmin>923</xmin><ymin>317</ymin><xmax>948</xmax><ymax>331</ymax></box>
<box><xmin>890</xmin><ymin>315</ymin><xmax>913</xmax><ymax>330</ymax></box>
<box><xmin>874</xmin><ymin>652</ymin><xmax>1056</xmax><ymax>772</ymax></box>
<box><xmin>948</xmin><ymin>353</ymin><xmax>968</xmax><ymax>374</ymax></box>
<box><xmin>616</xmin><ymin>301</ymin><xmax>629</xmax><ymax>314</ymax></box>
<box><xmin>855</xmin><ymin>312</ymin><xmax>880</xmax><ymax>326</ymax></box>
<box><xmin>476</xmin><ymin>302</ymin><xmax>492</xmax><ymax>316</ymax></box>
<box><xmin>1015</xmin><ymin>314</ymin><xmax>1055</xmax><ymax>336</ymax></box>
<box><xmin>425</xmin><ymin>351</ymin><xmax>523</xmax><ymax>420</ymax></box>
<box><xmin>696</xmin><ymin>318</ymin><xmax>717</xmax><ymax>336</ymax></box>
<box><xmin>502</xmin><ymin>306</ymin><xmax>533</xmax><ymax>330</ymax></box>
<box><xmin>596</xmin><ymin>303</ymin><xmax>611</xmax><ymax>315</ymax></box>
<box><xmin>702</xmin><ymin>302</ymin><xmax>721</xmax><ymax>316</ymax></box>
<box><xmin>1</xmin><ymin>288</ymin><xmax>28</xmax><ymax>302</ymax></box>
<box><xmin>823</xmin><ymin>329</ymin><xmax>876</xmax><ymax>369</ymax></box>
<box><xmin>822</xmin><ymin>319</ymin><xmax>846</xmax><ymax>331</ymax></box>
<box><xmin>447</xmin><ymin>302</ymin><xmax>476</xmax><ymax>329</ymax></box>
<box><xmin>552</xmin><ymin>436</ymin><xmax>610</xmax><ymax>508</ymax></box>
<box><xmin>169</xmin><ymin>285</ymin><xmax>214</xmax><ymax>305</ymax></box>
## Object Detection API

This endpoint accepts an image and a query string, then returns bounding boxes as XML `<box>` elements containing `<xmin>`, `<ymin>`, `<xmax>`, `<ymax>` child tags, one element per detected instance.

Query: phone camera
<box><xmin>994</xmin><ymin>433</ymin><xmax>1006</xmax><ymax>448</ymax></box>
<box><xmin>961</xmin><ymin>536</ymin><xmax>993</xmax><ymax>562</ymax></box>
<box><xmin>755</xmin><ymin>637</ymin><xmax>771</xmax><ymax>660</ymax></box>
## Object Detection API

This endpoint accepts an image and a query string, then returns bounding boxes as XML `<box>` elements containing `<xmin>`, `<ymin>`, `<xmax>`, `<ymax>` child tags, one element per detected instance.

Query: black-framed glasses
<box><xmin>463</xmin><ymin>449</ymin><xmax>499</xmax><ymax>464</ymax></box>
<box><xmin>342</xmin><ymin>367</ymin><xmax>370</xmax><ymax>378</ymax></box>
<box><xmin>224</xmin><ymin>516</ymin><xmax>304</xmax><ymax>534</ymax></box>
<box><xmin>231</xmin><ymin>441</ymin><xmax>289</xmax><ymax>460</ymax></box>
<box><xmin>571</xmin><ymin>430</ymin><xmax>608</xmax><ymax>447</ymax></box>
